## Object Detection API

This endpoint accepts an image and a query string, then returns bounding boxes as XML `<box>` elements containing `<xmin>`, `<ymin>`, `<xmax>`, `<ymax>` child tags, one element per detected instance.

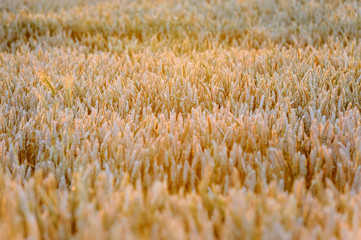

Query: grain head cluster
<box><xmin>1</xmin><ymin>0</ymin><xmax>361</xmax><ymax>239</ymax></box>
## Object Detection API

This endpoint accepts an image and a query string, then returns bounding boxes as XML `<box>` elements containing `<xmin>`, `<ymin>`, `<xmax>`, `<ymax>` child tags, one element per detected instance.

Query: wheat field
<box><xmin>1</xmin><ymin>0</ymin><xmax>361</xmax><ymax>239</ymax></box>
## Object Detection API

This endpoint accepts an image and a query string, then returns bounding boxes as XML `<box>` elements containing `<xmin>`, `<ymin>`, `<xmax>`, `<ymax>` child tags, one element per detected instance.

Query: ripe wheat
<box><xmin>1</xmin><ymin>0</ymin><xmax>361</xmax><ymax>239</ymax></box>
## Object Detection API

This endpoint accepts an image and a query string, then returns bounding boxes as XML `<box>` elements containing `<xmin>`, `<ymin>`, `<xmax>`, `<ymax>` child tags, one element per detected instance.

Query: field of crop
<box><xmin>1</xmin><ymin>0</ymin><xmax>361</xmax><ymax>239</ymax></box>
